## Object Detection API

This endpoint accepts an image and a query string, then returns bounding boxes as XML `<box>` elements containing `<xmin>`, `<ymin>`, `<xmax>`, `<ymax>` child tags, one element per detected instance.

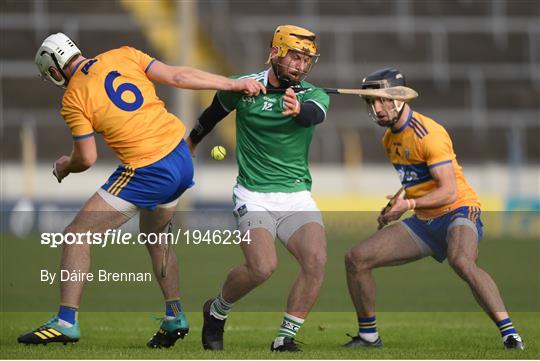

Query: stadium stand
<box><xmin>1</xmin><ymin>0</ymin><xmax>538</xmax><ymax>165</ymax></box>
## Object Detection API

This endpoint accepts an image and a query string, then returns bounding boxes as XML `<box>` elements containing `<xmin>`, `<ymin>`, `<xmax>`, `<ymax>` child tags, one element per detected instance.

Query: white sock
<box><xmin>57</xmin><ymin>319</ymin><xmax>74</xmax><ymax>328</ymax></box>
<box><xmin>359</xmin><ymin>332</ymin><xmax>379</xmax><ymax>343</ymax></box>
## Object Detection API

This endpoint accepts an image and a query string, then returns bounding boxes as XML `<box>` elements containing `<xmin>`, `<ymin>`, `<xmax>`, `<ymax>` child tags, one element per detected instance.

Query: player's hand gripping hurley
<box><xmin>377</xmin><ymin>187</ymin><xmax>405</xmax><ymax>230</ymax></box>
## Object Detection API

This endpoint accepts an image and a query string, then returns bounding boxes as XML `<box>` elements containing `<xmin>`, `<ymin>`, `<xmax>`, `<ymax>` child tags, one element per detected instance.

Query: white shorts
<box><xmin>232</xmin><ymin>184</ymin><xmax>324</xmax><ymax>244</ymax></box>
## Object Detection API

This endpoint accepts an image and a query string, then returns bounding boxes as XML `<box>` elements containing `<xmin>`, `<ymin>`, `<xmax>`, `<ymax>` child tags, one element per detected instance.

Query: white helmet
<box><xmin>35</xmin><ymin>33</ymin><xmax>81</xmax><ymax>88</ymax></box>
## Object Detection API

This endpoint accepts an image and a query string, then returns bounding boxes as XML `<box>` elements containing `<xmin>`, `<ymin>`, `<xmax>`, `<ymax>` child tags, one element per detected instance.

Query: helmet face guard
<box><xmin>268</xmin><ymin>25</ymin><xmax>319</xmax><ymax>87</ymax></box>
<box><xmin>35</xmin><ymin>33</ymin><xmax>81</xmax><ymax>88</ymax></box>
<box><xmin>365</xmin><ymin>97</ymin><xmax>405</xmax><ymax>127</ymax></box>
<box><xmin>361</xmin><ymin>68</ymin><xmax>408</xmax><ymax>127</ymax></box>
<box><xmin>271</xmin><ymin>49</ymin><xmax>319</xmax><ymax>87</ymax></box>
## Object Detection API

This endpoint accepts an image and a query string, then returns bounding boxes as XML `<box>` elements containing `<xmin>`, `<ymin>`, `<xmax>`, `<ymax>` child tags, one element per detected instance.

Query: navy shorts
<box><xmin>101</xmin><ymin>139</ymin><xmax>194</xmax><ymax>210</ymax></box>
<box><xmin>402</xmin><ymin>206</ymin><xmax>483</xmax><ymax>262</ymax></box>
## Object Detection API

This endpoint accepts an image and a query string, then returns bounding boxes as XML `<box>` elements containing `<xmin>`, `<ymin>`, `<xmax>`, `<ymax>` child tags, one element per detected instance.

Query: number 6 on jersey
<box><xmin>104</xmin><ymin>70</ymin><xmax>144</xmax><ymax>111</ymax></box>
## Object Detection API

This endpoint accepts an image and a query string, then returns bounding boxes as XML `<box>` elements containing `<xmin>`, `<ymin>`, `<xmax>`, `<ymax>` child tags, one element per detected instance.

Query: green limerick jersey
<box><xmin>217</xmin><ymin>69</ymin><xmax>330</xmax><ymax>193</ymax></box>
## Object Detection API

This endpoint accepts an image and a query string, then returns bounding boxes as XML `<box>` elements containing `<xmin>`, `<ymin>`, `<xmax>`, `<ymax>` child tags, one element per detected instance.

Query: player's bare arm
<box><xmin>146</xmin><ymin>61</ymin><xmax>266</xmax><ymax>96</ymax></box>
<box><xmin>414</xmin><ymin>163</ymin><xmax>457</xmax><ymax>209</ymax></box>
<box><xmin>53</xmin><ymin>137</ymin><xmax>97</xmax><ymax>182</ymax></box>
<box><xmin>380</xmin><ymin>163</ymin><xmax>457</xmax><ymax>225</ymax></box>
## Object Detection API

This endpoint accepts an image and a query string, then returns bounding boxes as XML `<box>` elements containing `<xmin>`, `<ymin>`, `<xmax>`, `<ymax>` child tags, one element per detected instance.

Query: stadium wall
<box><xmin>2</xmin><ymin>163</ymin><xmax>538</xmax><ymax>211</ymax></box>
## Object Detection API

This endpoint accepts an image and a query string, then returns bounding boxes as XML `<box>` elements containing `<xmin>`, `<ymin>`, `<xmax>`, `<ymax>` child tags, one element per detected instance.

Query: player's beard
<box><xmin>378</xmin><ymin>118</ymin><xmax>397</xmax><ymax>127</ymax></box>
<box><xmin>367</xmin><ymin>100</ymin><xmax>404</xmax><ymax>128</ymax></box>
<box><xmin>367</xmin><ymin>107</ymin><xmax>399</xmax><ymax>127</ymax></box>
<box><xmin>271</xmin><ymin>58</ymin><xmax>308</xmax><ymax>88</ymax></box>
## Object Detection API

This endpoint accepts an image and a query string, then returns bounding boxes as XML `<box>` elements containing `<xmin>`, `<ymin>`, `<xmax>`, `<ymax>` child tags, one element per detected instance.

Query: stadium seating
<box><xmin>1</xmin><ymin>0</ymin><xmax>538</xmax><ymax>165</ymax></box>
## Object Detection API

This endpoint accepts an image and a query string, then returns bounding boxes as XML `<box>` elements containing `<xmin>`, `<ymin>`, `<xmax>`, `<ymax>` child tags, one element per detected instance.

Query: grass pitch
<box><xmin>1</xmin><ymin>225</ymin><xmax>538</xmax><ymax>359</ymax></box>
<box><xmin>1</xmin><ymin>311</ymin><xmax>538</xmax><ymax>359</ymax></box>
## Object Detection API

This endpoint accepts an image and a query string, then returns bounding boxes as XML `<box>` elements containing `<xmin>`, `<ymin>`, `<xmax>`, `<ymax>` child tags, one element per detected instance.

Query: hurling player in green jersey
<box><xmin>188</xmin><ymin>25</ymin><xmax>329</xmax><ymax>352</ymax></box>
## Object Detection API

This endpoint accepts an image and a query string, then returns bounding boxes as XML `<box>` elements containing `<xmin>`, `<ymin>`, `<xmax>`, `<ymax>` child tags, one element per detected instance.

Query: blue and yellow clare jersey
<box><xmin>382</xmin><ymin>109</ymin><xmax>480</xmax><ymax>219</ymax></box>
<box><xmin>60</xmin><ymin>46</ymin><xmax>185</xmax><ymax>168</ymax></box>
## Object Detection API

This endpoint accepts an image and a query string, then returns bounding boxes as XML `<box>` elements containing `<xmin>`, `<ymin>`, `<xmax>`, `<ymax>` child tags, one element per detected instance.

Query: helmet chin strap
<box><xmin>368</xmin><ymin>99</ymin><xmax>405</xmax><ymax>128</ymax></box>
<box><xmin>42</xmin><ymin>50</ymin><xmax>70</xmax><ymax>88</ymax></box>
<box><xmin>52</xmin><ymin>54</ymin><xmax>69</xmax><ymax>85</ymax></box>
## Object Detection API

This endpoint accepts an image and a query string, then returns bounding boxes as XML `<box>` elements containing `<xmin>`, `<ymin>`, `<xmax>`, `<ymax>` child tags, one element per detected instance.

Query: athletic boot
<box><xmin>147</xmin><ymin>313</ymin><xmax>189</xmax><ymax>348</ymax></box>
<box><xmin>504</xmin><ymin>335</ymin><xmax>525</xmax><ymax>350</ymax></box>
<box><xmin>343</xmin><ymin>333</ymin><xmax>383</xmax><ymax>348</ymax></box>
<box><xmin>17</xmin><ymin>316</ymin><xmax>80</xmax><ymax>345</ymax></box>
<box><xmin>270</xmin><ymin>336</ymin><xmax>301</xmax><ymax>352</ymax></box>
<box><xmin>202</xmin><ymin>298</ymin><xmax>226</xmax><ymax>350</ymax></box>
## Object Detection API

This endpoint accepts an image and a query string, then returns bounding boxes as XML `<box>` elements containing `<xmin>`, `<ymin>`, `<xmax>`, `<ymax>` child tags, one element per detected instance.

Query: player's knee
<box><xmin>345</xmin><ymin>248</ymin><xmax>370</xmax><ymax>274</ymax></box>
<box><xmin>63</xmin><ymin>223</ymin><xmax>83</xmax><ymax>237</ymax></box>
<box><xmin>300</xmin><ymin>250</ymin><xmax>326</xmax><ymax>277</ymax></box>
<box><xmin>248</xmin><ymin>262</ymin><xmax>277</xmax><ymax>284</ymax></box>
<box><xmin>61</xmin><ymin>224</ymin><xmax>91</xmax><ymax>248</ymax></box>
<box><xmin>448</xmin><ymin>255</ymin><xmax>476</xmax><ymax>279</ymax></box>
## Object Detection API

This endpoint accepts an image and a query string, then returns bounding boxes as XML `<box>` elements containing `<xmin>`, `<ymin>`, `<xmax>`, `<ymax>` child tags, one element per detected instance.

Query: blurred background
<box><xmin>1</xmin><ymin>0</ymin><xmax>539</xmax><ymax>226</ymax></box>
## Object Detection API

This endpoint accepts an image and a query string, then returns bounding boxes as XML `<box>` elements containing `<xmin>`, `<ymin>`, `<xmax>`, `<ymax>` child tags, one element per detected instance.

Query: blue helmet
<box><xmin>361</xmin><ymin>68</ymin><xmax>406</xmax><ymax>90</ymax></box>
<box><xmin>361</xmin><ymin>68</ymin><xmax>409</xmax><ymax>127</ymax></box>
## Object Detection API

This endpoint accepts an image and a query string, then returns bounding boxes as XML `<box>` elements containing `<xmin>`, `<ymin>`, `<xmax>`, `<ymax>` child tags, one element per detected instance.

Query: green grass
<box><xmin>2</xmin><ymin>234</ymin><xmax>539</xmax><ymax>313</ymax></box>
<box><xmin>1</xmin><ymin>311</ymin><xmax>539</xmax><ymax>359</ymax></box>
<box><xmin>1</xmin><ymin>229</ymin><xmax>539</xmax><ymax>358</ymax></box>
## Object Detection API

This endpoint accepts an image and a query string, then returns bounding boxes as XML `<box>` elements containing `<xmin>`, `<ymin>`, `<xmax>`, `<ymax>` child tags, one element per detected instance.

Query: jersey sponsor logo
<box><xmin>397</xmin><ymin>167</ymin><xmax>417</xmax><ymax>183</ymax></box>
<box><xmin>393</xmin><ymin>162</ymin><xmax>433</xmax><ymax>187</ymax></box>
<box><xmin>263</xmin><ymin>96</ymin><xmax>277</xmax><ymax>102</ymax></box>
